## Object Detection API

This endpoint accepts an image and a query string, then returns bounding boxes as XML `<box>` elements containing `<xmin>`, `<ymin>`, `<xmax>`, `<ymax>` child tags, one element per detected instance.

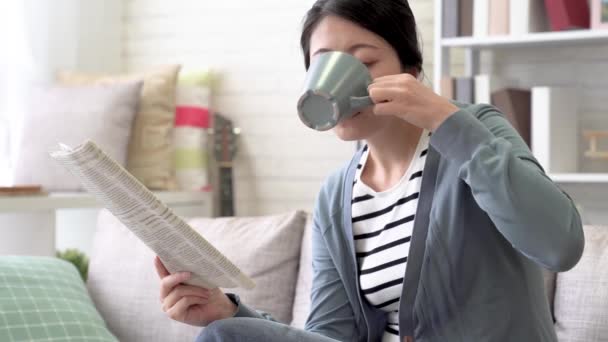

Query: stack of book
<box><xmin>443</xmin><ymin>0</ymin><xmax>591</xmax><ymax>38</ymax></box>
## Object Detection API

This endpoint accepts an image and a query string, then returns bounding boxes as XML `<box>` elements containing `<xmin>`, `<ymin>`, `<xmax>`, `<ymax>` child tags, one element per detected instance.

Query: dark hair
<box><xmin>300</xmin><ymin>0</ymin><xmax>423</xmax><ymax>75</ymax></box>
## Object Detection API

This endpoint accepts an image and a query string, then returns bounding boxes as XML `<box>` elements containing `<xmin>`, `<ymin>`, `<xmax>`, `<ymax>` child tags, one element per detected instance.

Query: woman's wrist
<box><xmin>223</xmin><ymin>293</ymin><xmax>239</xmax><ymax>318</ymax></box>
<box><xmin>430</xmin><ymin>101</ymin><xmax>459</xmax><ymax>132</ymax></box>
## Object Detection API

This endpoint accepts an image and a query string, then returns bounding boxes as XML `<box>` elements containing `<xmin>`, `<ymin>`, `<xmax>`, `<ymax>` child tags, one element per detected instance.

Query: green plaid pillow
<box><xmin>0</xmin><ymin>256</ymin><xmax>117</xmax><ymax>342</ymax></box>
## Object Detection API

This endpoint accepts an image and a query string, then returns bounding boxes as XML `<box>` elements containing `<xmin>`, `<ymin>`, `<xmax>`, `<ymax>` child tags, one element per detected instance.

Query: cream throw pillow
<box><xmin>57</xmin><ymin>65</ymin><xmax>181</xmax><ymax>190</ymax></box>
<box><xmin>87</xmin><ymin>210</ymin><xmax>307</xmax><ymax>342</ymax></box>
<box><xmin>11</xmin><ymin>82</ymin><xmax>142</xmax><ymax>191</ymax></box>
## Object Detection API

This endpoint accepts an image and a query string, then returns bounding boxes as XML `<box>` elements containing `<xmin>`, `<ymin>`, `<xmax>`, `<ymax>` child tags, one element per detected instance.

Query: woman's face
<box><xmin>309</xmin><ymin>15</ymin><xmax>404</xmax><ymax>141</ymax></box>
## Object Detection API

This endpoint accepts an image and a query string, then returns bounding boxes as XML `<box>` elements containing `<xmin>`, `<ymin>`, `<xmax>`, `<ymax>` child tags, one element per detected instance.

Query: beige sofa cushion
<box><xmin>554</xmin><ymin>225</ymin><xmax>608</xmax><ymax>342</ymax></box>
<box><xmin>57</xmin><ymin>65</ymin><xmax>180</xmax><ymax>190</ymax></box>
<box><xmin>87</xmin><ymin>210</ymin><xmax>306</xmax><ymax>342</ymax></box>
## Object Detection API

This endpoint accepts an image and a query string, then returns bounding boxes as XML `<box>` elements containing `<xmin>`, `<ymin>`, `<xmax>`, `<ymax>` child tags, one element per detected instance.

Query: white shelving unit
<box><xmin>550</xmin><ymin>173</ymin><xmax>608</xmax><ymax>183</ymax></box>
<box><xmin>433</xmin><ymin>0</ymin><xmax>608</xmax><ymax>185</ymax></box>
<box><xmin>441</xmin><ymin>29</ymin><xmax>608</xmax><ymax>49</ymax></box>
<box><xmin>0</xmin><ymin>191</ymin><xmax>213</xmax><ymax>213</ymax></box>
<box><xmin>0</xmin><ymin>191</ymin><xmax>214</xmax><ymax>256</ymax></box>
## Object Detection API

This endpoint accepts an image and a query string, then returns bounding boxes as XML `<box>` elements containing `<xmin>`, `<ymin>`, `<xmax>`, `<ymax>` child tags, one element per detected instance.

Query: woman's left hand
<box><xmin>368</xmin><ymin>73</ymin><xmax>460</xmax><ymax>131</ymax></box>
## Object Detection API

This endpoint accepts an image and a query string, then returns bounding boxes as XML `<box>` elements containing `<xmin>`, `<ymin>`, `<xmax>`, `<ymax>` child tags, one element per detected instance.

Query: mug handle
<box><xmin>350</xmin><ymin>96</ymin><xmax>374</xmax><ymax>110</ymax></box>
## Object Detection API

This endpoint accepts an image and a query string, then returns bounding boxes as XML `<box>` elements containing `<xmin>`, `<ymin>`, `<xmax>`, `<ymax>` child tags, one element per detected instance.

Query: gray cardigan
<box><xmin>233</xmin><ymin>102</ymin><xmax>585</xmax><ymax>342</ymax></box>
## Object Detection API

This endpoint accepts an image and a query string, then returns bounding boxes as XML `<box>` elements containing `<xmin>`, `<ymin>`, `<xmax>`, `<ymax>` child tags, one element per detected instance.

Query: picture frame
<box><xmin>592</xmin><ymin>0</ymin><xmax>608</xmax><ymax>29</ymax></box>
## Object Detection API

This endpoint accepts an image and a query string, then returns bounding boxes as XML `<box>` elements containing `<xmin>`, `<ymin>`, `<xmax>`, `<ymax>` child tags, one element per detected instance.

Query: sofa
<box><xmin>0</xmin><ymin>210</ymin><xmax>606</xmax><ymax>342</ymax></box>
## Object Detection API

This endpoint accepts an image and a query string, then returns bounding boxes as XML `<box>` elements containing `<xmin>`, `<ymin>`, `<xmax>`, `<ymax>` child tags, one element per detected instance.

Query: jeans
<box><xmin>195</xmin><ymin>318</ymin><xmax>341</xmax><ymax>342</ymax></box>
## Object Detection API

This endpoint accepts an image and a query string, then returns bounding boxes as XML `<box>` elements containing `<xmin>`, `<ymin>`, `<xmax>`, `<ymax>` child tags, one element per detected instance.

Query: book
<box><xmin>443</xmin><ymin>0</ymin><xmax>460</xmax><ymax>38</ymax></box>
<box><xmin>489</xmin><ymin>0</ymin><xmax>510</xmax><ymax>35</ymax></box>
<box><xmin>441</xmin><ymin>77</ymin><xmax>455</xmax><ymax>99</ymax></box>
<box><xmin>510</xmin><ymin>0</ymin><xmax>550</xmax><ymax>35</ymax></box>
<box><xmin>50</xmin><ymin>141</ymin><xmax>255</xmax><ymax>290</ymax></box>
<box><xmin>459</xmin><ymin>0</ymin><xmax>475</xmax><ymax>36</ymax></box>
<box><xmin>491</xmin><ymin>88</ymin><xmax>532</xmax><ymax>146</ymax></box>
<box><xmin>531</xmin><ymin>87</ymin><xmax>579</xmax><ymax>173</ymax></box>
<box><xmin>543</xmin><ymin>0</ymin><xmax>590</xmax><ymax>31</ymax></box>
<box><xmin>455</xmin><ymin>77</ymin><xmax>475</xmax><ymax>103</ymax></box>
<box><xmin>473</xmin><ymin>0</ymin><xmax>490</xmax><ymax>37</ymax></box>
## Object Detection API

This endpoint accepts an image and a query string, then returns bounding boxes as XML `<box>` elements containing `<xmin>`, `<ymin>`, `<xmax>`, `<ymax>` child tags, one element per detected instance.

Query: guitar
<box><xmin>212</xmin><ymin>113</ymin><xmax>240</xmax><ymax>217</ymax></box>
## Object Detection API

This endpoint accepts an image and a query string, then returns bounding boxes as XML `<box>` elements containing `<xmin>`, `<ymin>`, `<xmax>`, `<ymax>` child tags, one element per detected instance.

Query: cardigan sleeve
<box><xmin>430</xmin><ymin>103</ymin><xmax>584</xmax><ymax>272</ymax></box>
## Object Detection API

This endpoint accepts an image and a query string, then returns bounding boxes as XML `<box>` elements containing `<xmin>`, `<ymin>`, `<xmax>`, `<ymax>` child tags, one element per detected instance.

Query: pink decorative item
<box><xmin>544</xmin><ymin>0</ymin><xmax>590</xmax><ymax>31</ymax></box>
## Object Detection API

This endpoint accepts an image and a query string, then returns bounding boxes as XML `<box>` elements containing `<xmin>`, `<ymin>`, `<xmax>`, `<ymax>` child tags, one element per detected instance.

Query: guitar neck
<box><xmin>218</xmin><ymin>165</ymin><xmax>234</xmax><ymax>217</ymax></box>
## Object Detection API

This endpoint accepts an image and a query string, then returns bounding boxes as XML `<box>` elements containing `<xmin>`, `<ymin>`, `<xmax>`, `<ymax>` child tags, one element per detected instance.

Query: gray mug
<box><xmin>297</xmin><ymin>51</ymin><xmax>374</xmax><ymax>131</ymax></box>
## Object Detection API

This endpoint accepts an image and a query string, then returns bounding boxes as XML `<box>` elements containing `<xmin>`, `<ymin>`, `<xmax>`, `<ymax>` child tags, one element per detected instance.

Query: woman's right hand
<box><xmin>154</xmin><ymin>256</ymin><xmax>238</xmax><ymax>327</ymax></box>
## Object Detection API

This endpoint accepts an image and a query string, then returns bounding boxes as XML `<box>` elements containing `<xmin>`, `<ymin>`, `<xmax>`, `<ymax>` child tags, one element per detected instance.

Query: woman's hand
<box><xmin>154</xmin><ymin>256</ymin><xmax>237</xmax><ymax>327</ymax></box>
<box><xmin>368</xmin><ymin>73</ymin><xmax>460</xmax><ymax>131</ymax></box>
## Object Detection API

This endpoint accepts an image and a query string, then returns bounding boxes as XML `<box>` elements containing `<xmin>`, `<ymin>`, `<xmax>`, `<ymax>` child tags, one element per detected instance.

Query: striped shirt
<box><xmin>351</xmin><ymin>131</ymin><xmax>430</xmax><ymax>341</ymax></box>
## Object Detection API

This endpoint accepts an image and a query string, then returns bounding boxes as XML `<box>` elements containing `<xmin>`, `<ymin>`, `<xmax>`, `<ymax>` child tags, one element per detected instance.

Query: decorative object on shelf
<box><xmin>491</xmin><ymin>88</ymin><xmax>532</xmax><ymax>147</ymax></box>
<box><xmin>57</xmin><ymin>65</ymin><xmax>182</xmax><ymax>190</ymax></box>
<box><xmin>0</xmin><ymin>185</ymin><xmax>45</xmax><ymax>196</ymax></box>
<box><xmin>583</xmin><ymin>130</ymin><xmax>608</xmax><ymax>159</ymax></box>
<box><xmin>174</xmin><ymin>70</ymin><xmax>216</xmax><ymax>192</ymax></box>
<box><xmin>592</xmin><ymin>0</ymin><xmax>608</xmax><ymax>29</ymax></box>
<box><xmin>543</xmin><ymin>0</ymin><xmax>590</xmax><ymax>31</ymax></box>
<box><xmin>56</xmin><ymin>248</ymin><xmax>89</xmax><ymax>281</ymax></box>
<box><xmin>212</xmin><ymin>114</ymin><xmax>240</xmax><ymax>217</ymax></box>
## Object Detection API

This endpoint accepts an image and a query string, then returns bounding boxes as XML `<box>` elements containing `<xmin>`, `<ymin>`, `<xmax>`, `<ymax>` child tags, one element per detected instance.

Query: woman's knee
<box><xmin>195</xmin><ymin>318</ymin><xmax>249</xmax><ymax>342</ymax></box>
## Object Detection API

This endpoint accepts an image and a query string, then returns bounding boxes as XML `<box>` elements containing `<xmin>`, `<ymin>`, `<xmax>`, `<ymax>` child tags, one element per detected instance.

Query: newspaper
<box><xmin>50</xmin><ymin>140</ymin><xmax>255</xmax><ymax>290</ymax></box>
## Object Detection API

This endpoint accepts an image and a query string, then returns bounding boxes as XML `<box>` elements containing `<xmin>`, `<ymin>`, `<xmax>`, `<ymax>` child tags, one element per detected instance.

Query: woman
<box><xmin>154</xmin><ymin>0</ymin><xmax>584</xmax><ymax>341</ymax></box>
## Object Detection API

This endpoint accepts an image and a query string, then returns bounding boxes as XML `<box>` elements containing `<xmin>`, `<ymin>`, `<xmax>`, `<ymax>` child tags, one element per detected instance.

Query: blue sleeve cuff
<box><xmin>225</xmin><ymin>293</ymin><xmax>265</xmax><ymax>319</ymax></box>
<box><xmin>430</xmin><ymin>107</ymin><xmax>496</xmax><ymax>165</ymax></box>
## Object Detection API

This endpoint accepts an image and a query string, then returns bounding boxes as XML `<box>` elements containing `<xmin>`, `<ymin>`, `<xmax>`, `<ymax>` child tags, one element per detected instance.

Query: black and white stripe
<box><xmin>351</xmin><ymin>131</ymin><xmax>430</xmax><ymax>341</ymax></box>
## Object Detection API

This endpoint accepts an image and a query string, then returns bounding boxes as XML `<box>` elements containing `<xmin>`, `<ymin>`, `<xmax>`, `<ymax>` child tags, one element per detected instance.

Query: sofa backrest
<box><xmin>290</xmin><ymin>213</ymin><xmax>313</xmax><ymax>328</ymax></box>
<box><xmin>553</xmin><ymin>225</ymin><xmax>608</xmax><ymax>342</ymax></box>
<box><xmin>88</xmin><ymin>210</ymin><xmax>308</xmax><ymax>342</ymax></box>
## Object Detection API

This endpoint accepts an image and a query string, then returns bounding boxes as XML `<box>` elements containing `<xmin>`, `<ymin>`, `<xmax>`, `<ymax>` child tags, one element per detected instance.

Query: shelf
<box><xmin>0</xmin><ymin>190</ymin><xmax>213</xmax><ymax>213</ymax></box>
<box><xmin>441</xmin><ymin>30</ymin><xmax>608</xmax><ymax>49</ymax></box>
<box><xmin>549</xmin><ymin>173</ymin><xmax>608</xmax><ymax>183</ymax></box>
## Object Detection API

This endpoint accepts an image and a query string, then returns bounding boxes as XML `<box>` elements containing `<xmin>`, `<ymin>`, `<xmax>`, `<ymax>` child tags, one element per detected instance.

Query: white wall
<box><xmin>0</xmin><ymin>0</ymin><xmax>123</xmax><ymax>185</ymax></box>
<box><xmin>124</xmin><ymin>0</ymin><xmax>436</xmax><ymax>216</ymax></box>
